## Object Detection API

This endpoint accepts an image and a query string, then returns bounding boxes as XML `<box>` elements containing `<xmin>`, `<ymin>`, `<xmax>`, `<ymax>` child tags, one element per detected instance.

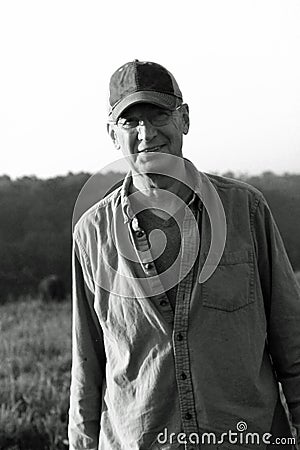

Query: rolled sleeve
<box><xmin>68</xmin><ymin>238</ymin><xmax>105</xmax><ymax>450</ymax></box>
<box><xmin>252</xmin><ymin>196</ymin><xmax>300</xmax><ymax>440</ymax></box>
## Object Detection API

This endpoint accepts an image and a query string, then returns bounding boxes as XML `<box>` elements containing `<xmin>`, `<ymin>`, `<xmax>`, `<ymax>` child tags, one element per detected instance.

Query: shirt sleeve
<box><xmin>68</xmin><ymin>236</ymin><xmax>106</xmax><ymax>450</ymax></box>
<box><xmin>252</xmin><ymin>195</ymin><xmax>300</xmax><ymax>441</ymax></box>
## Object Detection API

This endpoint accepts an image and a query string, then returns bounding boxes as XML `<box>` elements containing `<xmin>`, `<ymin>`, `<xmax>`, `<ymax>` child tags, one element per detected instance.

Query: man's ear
<box><xmin>107</xmin><ymin>123</ymin><xmax>121</xmax><ymax>150</ymax></box>
<box><xmin>181</xmin><ymin>103</ymin><xmax>190</xmax><ymax>135</ymax></box>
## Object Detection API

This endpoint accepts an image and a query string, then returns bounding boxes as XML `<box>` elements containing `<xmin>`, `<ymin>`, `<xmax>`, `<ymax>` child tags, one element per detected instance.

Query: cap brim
<box><xmin>109</xmin><ymin>91</ymin><xmax>180</xmax><ymax>121</ymax></box>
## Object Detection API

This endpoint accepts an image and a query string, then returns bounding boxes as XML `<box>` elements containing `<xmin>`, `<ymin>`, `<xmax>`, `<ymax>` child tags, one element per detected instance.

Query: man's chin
<box><xmin>135</xmin><ymin>151</ymin><xmax>171</xmax><ymax>172</ymax></box>
<box><xmin>128</xmin><ymin>151</ymin><xmax>184</xmax><ymax>177</ymax></box>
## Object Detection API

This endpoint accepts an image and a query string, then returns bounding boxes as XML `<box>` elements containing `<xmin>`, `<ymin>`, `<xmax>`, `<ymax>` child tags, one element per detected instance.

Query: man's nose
<box><xmin>137</xmin><ymin>119</ymin><xmax>158</xmax><ymax>141</ymax></box>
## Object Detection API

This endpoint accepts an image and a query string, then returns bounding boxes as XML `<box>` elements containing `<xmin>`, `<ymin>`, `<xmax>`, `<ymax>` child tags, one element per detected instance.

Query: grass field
<box><xmin>0</xmin><ymin>298</ymin><xmax>71</xmax><ymax>450</ymax></box>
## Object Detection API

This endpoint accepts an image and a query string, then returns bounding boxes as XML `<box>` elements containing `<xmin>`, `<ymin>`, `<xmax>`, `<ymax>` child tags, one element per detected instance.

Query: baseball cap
<box><xmin>108</xmin><ymin>60</ymin><xmax>183</xmax><ymax>121</ymax></box>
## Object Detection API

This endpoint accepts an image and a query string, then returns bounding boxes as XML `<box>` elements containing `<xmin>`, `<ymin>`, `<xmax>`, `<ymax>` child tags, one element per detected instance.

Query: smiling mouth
<box><xmin>138</xmin><ymin>145</ymin><xmax>164</xmax><ymax>154</ymax></box>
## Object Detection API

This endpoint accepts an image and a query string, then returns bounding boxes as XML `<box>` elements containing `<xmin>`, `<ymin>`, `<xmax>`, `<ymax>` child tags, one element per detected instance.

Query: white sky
<box><xmin>0</xmin><ymin>0</ymin><xmax>299</xmax><ymax>179</ymax></box>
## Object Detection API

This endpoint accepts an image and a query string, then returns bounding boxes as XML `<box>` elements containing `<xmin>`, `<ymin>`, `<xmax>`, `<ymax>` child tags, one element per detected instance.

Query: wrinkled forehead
<box><xmin>119</xmin><ymin>102</ymin><xmax>171</xmax><ymax>118</ymax></box>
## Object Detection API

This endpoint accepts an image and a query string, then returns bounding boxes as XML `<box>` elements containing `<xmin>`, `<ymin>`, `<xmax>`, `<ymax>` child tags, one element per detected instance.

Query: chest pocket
<box><xmin>202</xmin><ymin>250</ymin><xmax>254</xmax><ymax>312</ymax></box>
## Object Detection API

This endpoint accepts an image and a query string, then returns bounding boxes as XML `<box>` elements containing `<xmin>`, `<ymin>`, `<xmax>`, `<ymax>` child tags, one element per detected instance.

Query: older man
<box><xmin>68</xmin><ymin>60</ymin><xmax>300</xmax><ymax>449</ymax></box>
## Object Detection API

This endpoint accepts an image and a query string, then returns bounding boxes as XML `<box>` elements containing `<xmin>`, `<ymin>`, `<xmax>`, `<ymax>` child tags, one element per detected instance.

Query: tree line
<box><xmin>0</xmin><ymin>171</ymin><xmax>299</xmax><ymax>302</ymax></box>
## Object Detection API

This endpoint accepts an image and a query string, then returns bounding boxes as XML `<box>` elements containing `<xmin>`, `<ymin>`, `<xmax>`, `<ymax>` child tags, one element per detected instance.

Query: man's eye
<box><xmin>151</xmin><ymin>112</ymin><xmax>171</xmax><ymax>125</ymax></box>
<box><xmin>156</xmin><ymin>112</ymin><xmax>170</xmax><ymax>121</ymax></box>
<box><xmin>118</xmin><ymin>118</ymin><xmax>138</xmax><ymax>128</ymax></box>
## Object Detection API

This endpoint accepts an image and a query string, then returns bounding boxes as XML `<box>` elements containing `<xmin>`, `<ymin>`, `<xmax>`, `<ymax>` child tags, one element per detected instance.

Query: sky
<box><xmin>0</xmin><ymin>0</ymin><xmax>299</xmax><ymax>179</ymax></box>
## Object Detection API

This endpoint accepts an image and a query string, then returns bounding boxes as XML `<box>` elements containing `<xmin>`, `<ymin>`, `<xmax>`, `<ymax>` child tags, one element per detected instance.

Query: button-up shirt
<box><xmin>68</xmin><ymin>160</ymin><xmax>300</xmax><ymax>449</ymax></box>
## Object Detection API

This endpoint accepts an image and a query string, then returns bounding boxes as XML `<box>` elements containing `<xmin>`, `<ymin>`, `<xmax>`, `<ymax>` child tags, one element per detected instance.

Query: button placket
<box><xmin>172</xmin><ymin>206</ymin><xmax>200</xmax><ymax>446</ymax></box>
<box><xmin>152</xmin><ymin>294</ymin><xmax>173</xmax><ymax>324</ymax></box>
<box><xmin>130</xmin><ymin>217</ymin><xmax>155</xmax><ymax>270</ymax></box>
<box><xmin>129</xmin><ymin>217</ymin><xmax>174</xmax><ymax>323</ymax></box>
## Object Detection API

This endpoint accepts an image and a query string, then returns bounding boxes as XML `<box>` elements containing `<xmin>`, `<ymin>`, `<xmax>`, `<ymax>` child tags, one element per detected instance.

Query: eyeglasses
<box><xmin>109</xmin><ymin>105</ymin><xmax>183</xmax><ymax>131</ymax></box>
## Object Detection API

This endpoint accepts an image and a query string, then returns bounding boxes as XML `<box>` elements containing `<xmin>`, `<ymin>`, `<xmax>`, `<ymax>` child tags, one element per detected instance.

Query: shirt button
<box><xmin>160</xmin><ymin>299</ymin><xmax>168</xmax><ymax>307</ymax></box>
<box><xmin>135</xmin><ymin>229</ymin><xmax>145</xmax><ymax>238</ymax></box>
<box><xmin>180</xmin><ymin>372</ymin><xmax>187</xmax><ymax>380</ymax></box>
<box><xmin>185</xmin><ymin>412</ymin><xmax>192</xmax><ymax>420</ymax></box>
<box><xmin>144</xmin><ymin>262</ymin><xmax>153</xmax><ymax>270</ymax></box>
<box><xmin>176</xmin><ymin>333</ymin><xmax>183</xmax><ymax>341</ymax></box>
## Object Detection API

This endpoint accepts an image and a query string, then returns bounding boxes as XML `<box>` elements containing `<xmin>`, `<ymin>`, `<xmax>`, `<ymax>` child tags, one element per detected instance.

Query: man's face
<box><xmin>109</xmin><ymin>103</ymin><xmax>189</xmax><ymax>173</ymax></box>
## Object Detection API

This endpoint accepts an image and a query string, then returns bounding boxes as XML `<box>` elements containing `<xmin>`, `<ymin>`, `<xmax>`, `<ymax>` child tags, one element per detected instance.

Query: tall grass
<box><xmin>0</xmin><ymin>298</ymin><xmax>71</xmax><ymax>449</ymax></box>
